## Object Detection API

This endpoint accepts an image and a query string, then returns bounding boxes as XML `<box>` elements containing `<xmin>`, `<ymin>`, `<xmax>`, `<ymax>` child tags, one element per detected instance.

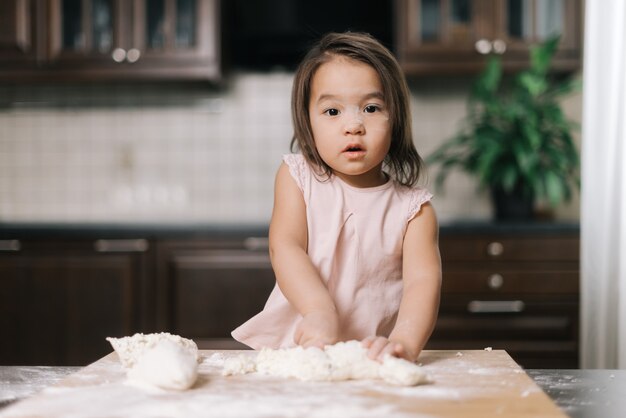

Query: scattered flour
<box><xmin>222</xmin><ymin>340</ymin><xmax>428</xmax><ymax>386</ymax></box>
<box><xmin>203</xmin><ymin>352</ymin><xmax>226</xmax><ymax>367</ymax></box>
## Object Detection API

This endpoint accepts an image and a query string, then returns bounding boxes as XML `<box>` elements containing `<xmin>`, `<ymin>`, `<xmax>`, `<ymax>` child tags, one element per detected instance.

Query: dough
<box><xmin>107</xmin><ymin>332</ymin><xmax>199</xmax><ymax>391</ymax></box>
<box><xmin>223</xmin><ymin>340</ymin><xmax>428</xmax><ymax>386</ymax></box>
<box><xmin>127</xmin><ymin>339</ymin><xmax>198</xmax><ymax>390</ymax></box>
<box><xmin>107</xmin><ymin>332</ymin><xmax>199</xmax><ymax>368</ymax></box>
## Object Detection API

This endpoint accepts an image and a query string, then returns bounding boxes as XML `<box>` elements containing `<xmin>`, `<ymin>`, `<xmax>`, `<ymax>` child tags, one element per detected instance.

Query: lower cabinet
<box><xmin>155</xmin><ymin>237</ymin><xmax>275</xmax><ymax>349</ymax></box>
<box><xmin>0</xmin><ymin>225</ymin><xmax>580</xmax><ymax>368</ymax></box>
<box><xmin>0</xmin><ymin>238</ymin><xmax>151</xmax><ymax>366</ymax></box>
<box><xmin>428</xmin><ymin>230</ymin><xmax>580</xmax><ymax>369</ymax></box>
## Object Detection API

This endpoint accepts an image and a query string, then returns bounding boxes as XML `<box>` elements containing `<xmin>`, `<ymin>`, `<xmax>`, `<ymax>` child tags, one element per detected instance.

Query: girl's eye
<box><xmin>364</xmin><ymin>105</ymin><xmax>380</xmax><ymax>113</ymax></box>
<box><xmin>324</xmin><ymin>108</ymin><xmax>339</xmax><ymax>116</ymax></box>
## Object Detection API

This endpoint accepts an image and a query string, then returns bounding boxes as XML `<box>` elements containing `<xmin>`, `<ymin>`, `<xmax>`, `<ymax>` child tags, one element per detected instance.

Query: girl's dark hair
<box><xmin>290</xmin><ymin>31</ymin><xmax>422</xmax><ymax>187</ymax></box>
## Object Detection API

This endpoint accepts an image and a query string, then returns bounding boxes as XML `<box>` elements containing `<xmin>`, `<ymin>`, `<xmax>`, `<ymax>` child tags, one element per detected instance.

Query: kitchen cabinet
<box><xmin>428</xmin><ymin>229</ymin><xmax>580</xmax><ymax>368</ymax></box>
<box><xmin>0</xmin><ymin>0</ymin><xmax>45</xmax><ymax>69</ymax></box>
<box><xmin>155</xmin><ymin>236</ymin><xmax>275</xmax><ymax>349</ymax></box>
<box><xmin>0</xmin><ymin>224</ymin><xmax>579</xmax><ymax>368</ymax></box>
<box><xmin>0</xmin><ymin>238</ymin><xmax>152</xmax><ymax>366</ymax></box>
<box><xmin>395</xmin><ymin>0</ymin><xmax>582</xmax><ymax>74</ymax></box>
<box><xmin>0</xmin><ymin>0</ymin><xmax>220</xmax><ymax>81</ymax></box>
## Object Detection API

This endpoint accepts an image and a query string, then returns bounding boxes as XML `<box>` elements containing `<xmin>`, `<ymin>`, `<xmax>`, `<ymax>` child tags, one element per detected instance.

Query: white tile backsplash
<box><xmin>0</xmin><ymin>72</ymin><xmax>582</xmax><ymax>223</ymax></box>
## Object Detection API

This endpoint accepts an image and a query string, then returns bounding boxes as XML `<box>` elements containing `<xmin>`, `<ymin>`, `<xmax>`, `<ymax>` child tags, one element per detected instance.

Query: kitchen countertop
<box><xmin>0</xmin><ymin>220</ymin><xmax>579</xmax><ymax>240</ymax></box>
<box><xmin>1</xmin><ymin>365</ymin><xmax>622</xmax><ymax>417</ymax></box>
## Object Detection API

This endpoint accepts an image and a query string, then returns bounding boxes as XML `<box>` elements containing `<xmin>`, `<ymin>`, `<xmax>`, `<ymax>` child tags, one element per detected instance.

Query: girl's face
<box><xmin>308</xmin><ymin>56</ymin><xmax>392</xmax><ymax>188</ymax></box>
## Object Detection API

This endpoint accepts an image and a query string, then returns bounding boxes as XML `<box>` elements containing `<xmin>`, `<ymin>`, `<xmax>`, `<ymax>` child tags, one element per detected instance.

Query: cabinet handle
<box><xmin>112</xmin><ymin>48</ymin><xmax>126</xmax><ymax>63</ymax></box>
<box><xmin>492</xmin><ymin>39</ymin><xmax>507</xmax><ymax>54</ymax></box>
<box><xmin>126</xmin><ymin>48</ymin><xmax>141</xmax><ymax>63</ymax></box>
<box><xmin>467</xmin><ymin>300</ymin><xmax>525</xmax><ymax>313</ymax></box>
<box><xmin>0</xmin><ymin>240</ymin><xmax>21</xmax><ymax>252</ymax></box>
<box><xmin>475</xmin><ymin>39</ymin><xmax>492</xmax><ymax>55</ymax></box>
<box><xmin>487</xmin><ymin>273</ymin><xmax>504</xmax><ymax>289</ymax></box>
<box><xmin>486</xmin><ymin>241</ymin><xmax>504</xmax><ymax>257</ymax></box>
<box><xmin>243</xmin><ymin>237</ymin><xmax>269</xmax><ymax>251</ymax></box>
<box><xmin>94</xmin><ymin>239</ymin><xmax>149</xmax><ymax>253</ymax></box>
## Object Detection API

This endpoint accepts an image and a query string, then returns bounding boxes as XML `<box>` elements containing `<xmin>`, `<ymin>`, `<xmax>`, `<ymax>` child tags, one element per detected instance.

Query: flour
<box><xmin>107</xmin><ymin>333</ymin><xmax>199</xmax><ymax>368</ymax></box>
<box><xmin>0</xmin><ymin>350</ymin><xmax>545</xmax><ymax>418</ymax></box>
<box><xmin>222</xmin><ymin>340</ymin><xmax>428</xmax><ymax>386</ymax></box>
<box><xmin>107</xmin><ymin>333</ymin><xmax>199</xmax><ymax>391</ymax></box>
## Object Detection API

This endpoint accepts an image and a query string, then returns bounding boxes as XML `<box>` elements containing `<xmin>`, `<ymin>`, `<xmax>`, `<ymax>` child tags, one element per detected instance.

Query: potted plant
<box><xmin>426</xmin><ymin>36</ymin><xmax>580</xmax><ymax>221</ymax></box>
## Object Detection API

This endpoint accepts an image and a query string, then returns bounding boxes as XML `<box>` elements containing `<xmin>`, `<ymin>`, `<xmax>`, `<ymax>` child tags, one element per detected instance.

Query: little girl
<box><xmin>232</xmin><ymin>32</ymin><xmax>441</xmax><ymax>362</ymax></box>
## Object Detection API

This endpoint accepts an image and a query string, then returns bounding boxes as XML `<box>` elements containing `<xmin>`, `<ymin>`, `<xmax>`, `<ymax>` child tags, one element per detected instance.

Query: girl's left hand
<box><xmin>361</xmin><ymin>336</ymin><xmax>416</xmax><ymax>362</ymax></box>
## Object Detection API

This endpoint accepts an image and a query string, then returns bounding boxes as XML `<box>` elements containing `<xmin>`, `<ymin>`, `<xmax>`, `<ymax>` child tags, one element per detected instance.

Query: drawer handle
<box><xmin>0</xmin><ymin>240</ymin><xmax>21</xmax><ymax>252</ymax></box>
<box><xmin>486</xmin><ymin>241</ymin><xmax>504</xmax><ymax>257</ymax></box>
<box><xmin>94</xmin><ymin>239</ymin><xmax>148</xmax><ymax>253</ymax></box>
<box><xmin>468</xmin><ymin>300</ymin><xmax>525</xmax><ymax>313</ymax></box>
<box><xmin>244</xmin><ymin>237</ymin><xmax>269</xmax><ymax>251</ymax></box>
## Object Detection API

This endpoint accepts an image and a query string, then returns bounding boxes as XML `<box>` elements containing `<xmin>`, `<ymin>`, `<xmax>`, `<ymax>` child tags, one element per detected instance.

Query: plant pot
<box><xmin>491</xmin><ymin>185</ymin><xmax>535</xmax><ymax>221</ymax></box>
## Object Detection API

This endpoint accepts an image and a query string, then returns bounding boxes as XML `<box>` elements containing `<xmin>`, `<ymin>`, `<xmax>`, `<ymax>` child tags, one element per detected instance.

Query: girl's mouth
<box><xmin>342</xmin><ymin>144</ymin><xmax>366</xmax><ymax>159</ymax></box>
<box><xmin>342</xmin><ymin>143</ymin><xmax>366</xmax><ymax>155</ymax></box>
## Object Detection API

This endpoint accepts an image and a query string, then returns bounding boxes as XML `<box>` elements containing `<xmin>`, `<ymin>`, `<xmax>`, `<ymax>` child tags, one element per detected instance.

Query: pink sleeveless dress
<box><xmin>232</xmin><ymin>154</ymin><xmax>433</xmax><ymax>349</ymax></box>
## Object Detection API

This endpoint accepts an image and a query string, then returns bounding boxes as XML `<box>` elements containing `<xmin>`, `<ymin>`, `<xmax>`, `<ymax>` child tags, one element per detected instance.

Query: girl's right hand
<box><xmin>294</xmin><ymin>310</ymin><xmax>340</xmax><ymax>349</ymax></box>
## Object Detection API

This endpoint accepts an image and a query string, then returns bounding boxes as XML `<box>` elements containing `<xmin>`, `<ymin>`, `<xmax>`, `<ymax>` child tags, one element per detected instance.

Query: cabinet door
<box><xmin>492</xmin><ymin>0</ymin><xmax>582</xmax><ymax>70</ymax></box>
<box><xmin>0</xmin><ymin>239</ymin><xmax>150</xmax><ymax>366</ymax></box>
<box><xmin>396</xmin><ymin>0</ymin><xmax>582</xmax><ymax>74</ymax></box>
<box><xmin>157</xmin><ymin>239</ymin><xmax>275</xmax><ymax>349</ymax></box>
<box><xmin>45</xmin><ymin>0</ymin><xmax>219</xmax><ymax>80</ymax></box>
<box><xmin>46</xmin><ymin>0</ymin><xmax>126</xmax><ymax>73</ymax></box>
<box><xmin>128</xmin><ymin>0</ymin><xmax>220</xmax><ymax>80</ymax></box>
<box><xmin>0</xmin><ymin>0</ymin><xmax>44</xmax><ymax>71</ymax></box>
<box><xmin>396</xmin><ymin>0</ymin><xmax>493</xmax><ymax>73</ymax></box>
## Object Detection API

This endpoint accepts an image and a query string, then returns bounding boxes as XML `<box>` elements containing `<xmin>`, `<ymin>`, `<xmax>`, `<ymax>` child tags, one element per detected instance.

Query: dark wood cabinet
<box><xmin>0</xmin><ymin>0</ymin><xmax>220</xmax><ymax>81</ymax></box>
<box><xmin>0</xmin><ymin>0</ymin><xmax>45</xmax><ymax>68</ymax></box>
<box><xmin>0</xmin><ymin>238</ymin><xmax>152</xmax><ymax>366</ymax></box>
<box><xmin>395</xmin><ymin>0</ymin><xmax>583</xmax><ymax>75</ymax></box>
<box><xmin>0</xmin><ymin>225</ymin><xmax>579</xmax><ymax>368</ymax></box>
<box><xmin>427</xmin><ymin>230</ymin><xmax>580</xmax><ymax>368</ymax></box>
<box><xmin>156</xmin><ymin>236</ymin><xmax>275</xmax><ymax>349</ymax></box>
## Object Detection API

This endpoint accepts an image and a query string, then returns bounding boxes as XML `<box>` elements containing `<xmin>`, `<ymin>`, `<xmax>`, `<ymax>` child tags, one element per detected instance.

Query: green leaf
<box><xmin>545</xmin><ymin>171</ymin><xmax>565</xmax><ymax>206</ymax></box>
<box><xmin>501</xmin><ymin>166</ymin><xmax>518</xmax><ymax>191</ymax></box>
<box><xmin>530</xmin><ymin>35</ymin><xmax>560</xmax><ymax>74</ymax></box>
<box><xmin>521</xmin><ymin>119</ymin><xmax>542</xmax><ymax>150</ymax></box>
<box><xmin>473</xmin><ymin>56</ymin><xmax>502</xmax><ymax>99</ymax></box>
<box><xmin>518</xmin><ymin>73</ymin><xmax>548</xmax><ymax>97</ymax></box>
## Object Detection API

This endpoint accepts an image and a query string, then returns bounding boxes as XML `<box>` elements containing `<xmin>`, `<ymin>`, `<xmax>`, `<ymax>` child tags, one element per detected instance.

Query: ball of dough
<box><xmin>127</xmin><ymin>339</ymin><xmax>198</xmax><ymax>390</ymax></box>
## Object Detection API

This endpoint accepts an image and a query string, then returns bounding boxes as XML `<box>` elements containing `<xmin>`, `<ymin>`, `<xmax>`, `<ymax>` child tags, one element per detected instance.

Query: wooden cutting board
<box><xmin>0</xmin><ymin>349</ymin><xmax>566</xmax><ymax>418</ymax></box>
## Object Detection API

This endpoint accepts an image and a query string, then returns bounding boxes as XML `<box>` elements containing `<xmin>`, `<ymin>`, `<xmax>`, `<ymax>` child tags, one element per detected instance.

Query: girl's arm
<box><xmin>363</xmin><ymin>202</ymin><xmax>442</xmax><ymax>362</ymax></box>
<box><xmin>268</xmin><ymin>162</ymin><xmax>340</xmax><ymax>348</ymax></box>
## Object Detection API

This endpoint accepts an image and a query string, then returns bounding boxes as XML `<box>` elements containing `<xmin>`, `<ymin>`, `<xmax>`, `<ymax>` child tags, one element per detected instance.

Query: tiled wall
<box><xmin>0</xmin><ymin>72</ymin><xmax>581</xmax><ymax>224</ymax></box>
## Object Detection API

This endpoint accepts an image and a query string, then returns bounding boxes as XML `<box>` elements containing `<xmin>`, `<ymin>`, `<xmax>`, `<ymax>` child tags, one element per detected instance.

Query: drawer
<box><xmin>433</xmin><ymin>296</ymin><xmax>579</xmax><ymax>341</ymax></box>
<box><xmin>440</xmin><ymin>236</ymin><xmax>579</xmax><ymax>262</ymax></box>
<box><xmin>442</xmin><ymin>265</ymin><xmax>579</xmax><ymax>294</ymax></box>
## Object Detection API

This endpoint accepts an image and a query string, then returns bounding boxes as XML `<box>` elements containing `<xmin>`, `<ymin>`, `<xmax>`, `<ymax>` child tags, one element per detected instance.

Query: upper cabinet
<box><xmin>0</xmin><ymin>0</ymin><xmax>44</xmax><ymax>69</ymax></box>
<box><xmin>395</xmin><ymin>0</ymin><xmax>582</xmax><ymax>75</ymax></box>
<box><xmin>0</xmin><ymin>0</ymin><xmax>220</xmax><ymax>82</ymax></box>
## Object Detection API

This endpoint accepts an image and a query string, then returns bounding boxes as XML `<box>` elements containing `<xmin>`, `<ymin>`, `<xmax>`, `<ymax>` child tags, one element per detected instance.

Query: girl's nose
<box><xmin>344</xmin><ymin>119</ymin><xmax>365</xmax><ymax>135</ymax></box>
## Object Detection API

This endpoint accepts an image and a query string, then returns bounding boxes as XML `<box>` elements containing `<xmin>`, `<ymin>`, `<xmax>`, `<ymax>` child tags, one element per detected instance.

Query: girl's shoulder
<box><xmin>282</xmin><ymin>153</ymin><xmax>309</xmax><ymax>191</ymax></box>
<box><xmin>393</xmin><ymin>182</ymin><xmax>433</xmax><ymax>223</ymax></box>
